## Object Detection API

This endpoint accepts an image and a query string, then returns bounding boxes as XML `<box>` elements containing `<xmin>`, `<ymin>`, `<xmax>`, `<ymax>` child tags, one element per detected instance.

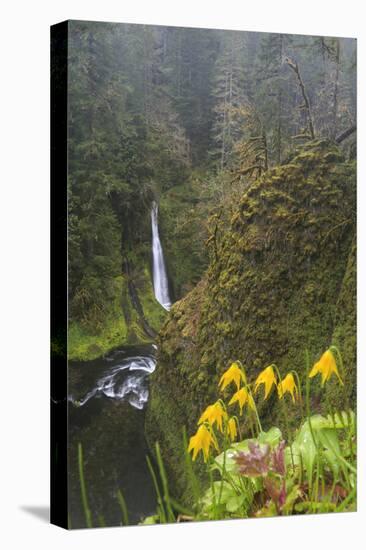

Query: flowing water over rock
<box><xmin>68</xmin><ymin>345</ymin><xmax>157</xmax><ymax>527</ymax></box>
<box><xmin>69</xmin><ymin>352</ymin><xmax>156</xmax><ymax>410</ymax></box>
<box><xmin>151</xmin><ymin>201</ymin><xmax>172</xmax><ymax>310</ymax></box>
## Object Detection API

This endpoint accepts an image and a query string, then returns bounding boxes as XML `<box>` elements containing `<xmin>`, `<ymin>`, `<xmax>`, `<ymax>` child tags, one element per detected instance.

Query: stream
<box><xmin>68</xmin><ymin>203</ymin><xmax>171</xmax><ymax>528</ymax></box>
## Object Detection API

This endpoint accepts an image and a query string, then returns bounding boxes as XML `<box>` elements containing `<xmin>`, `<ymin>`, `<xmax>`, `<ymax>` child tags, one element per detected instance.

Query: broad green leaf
<box><xmin>226</xmin><ymin>494</ymin><xmax>246</xmax><ymax>513</ymax></box>
<box><xmin>258</xmin><ymin>427</ymin><xmax>282</xmax><ymax>447</ymax></box>
<box><xmin>290</xmin><ymin>414</ymin><xmax>354</xmax><ymax>483</ymax></box>
<box><xmin>140</xmin><ymin>515</ymin><xmax>159</xmax><ymax>525</ymax></box>
<box><xmin>325</xmin><ymin>410</ymin><xmax>356</xmax><ymax>435</ymax></box>
<box><xmin>318</xmin><ymin>427</ymin><xmax>341</xmax><ymax>478</ymax></box>
<box><xmin>231</xmin><ymin>439</ymin><xmax>252</xmax><ymax>452</ymax></box>
<box><xmin>285</xmin><ymin>441</ymin><xmax>301</xmax><ymax>468</ymax></box>
<box><xmin>305</xmin><ymin>414</ymin><xmax>329</xmax><ymax>431</ymax></box>
<box><xmin>214</xmin><ymin>429</ymin><xmax>282</xmax><ymax>473</ymax></box>
<box><xmin>202</xmin><ymin>481</ymin><xmax>236</xmax><ymax>507</ymax></box>
<box><xmin>212</xmin><ymin>449</ymin><xmax>240</xmax><ymax>473</ymax></box>
<box><xmin>293</xmin><ymin>422</ymin><xmax>317</xmax><ymax>481</ymax></box>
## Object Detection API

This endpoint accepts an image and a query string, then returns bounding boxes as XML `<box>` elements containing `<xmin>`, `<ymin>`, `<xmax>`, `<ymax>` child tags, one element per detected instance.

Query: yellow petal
<box><xmin>309</xmin><ymin>361</ymin><xmax>320</xmax><ymax>378</ymax></box>
<box><xmin>278</xmin><ymin>373</ymin><xmax>298</xmax><ymax>403</ymax></box>
<box><xmin>228</xmin><ymin>418</ymin><xmax>237</xmax><ymax>441</ymax></box>
<box><xmin>255</xmin><ymin>366</ymin><xmax>277</xmax><ymax>399</ymax></box>
<box><xmin>219</xmin><ymin>363</ymin><xmax>245</xmax><ymax>391</ymax></box>
<box><xmin>248</xmin><ymin>393</ymin><xmax>256</xmax><ymax>411</ymax></box>
<box><xmin>309</xmin><ymin>349</ymin><xmax>343</xmax><ymax>386</ymax></box>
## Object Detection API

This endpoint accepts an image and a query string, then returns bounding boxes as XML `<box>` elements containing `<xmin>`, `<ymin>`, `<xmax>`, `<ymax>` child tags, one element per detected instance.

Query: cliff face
<box><xmin>145</xmin><ymin>140</ymin><xmax>356</xmax><ymax>500</ymax></box>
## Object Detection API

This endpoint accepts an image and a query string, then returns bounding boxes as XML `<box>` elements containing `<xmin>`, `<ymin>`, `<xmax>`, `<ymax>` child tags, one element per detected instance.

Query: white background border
<box><xmin>1</xmin><ymin>1</ymin><xmax>364</xmax><ymax>548</ymax></box>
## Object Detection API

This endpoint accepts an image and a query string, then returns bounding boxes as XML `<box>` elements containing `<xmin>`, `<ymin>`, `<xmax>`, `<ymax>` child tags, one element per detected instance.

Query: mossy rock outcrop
<box><xmin>68</xmin><ymin>264</ymin><xmax>167</xmax><ymax>361</ymax></box>
<box><xmin>145</xmin><ymin>140</ymin><xmax>356</xmax><ymax>502</ymax></box>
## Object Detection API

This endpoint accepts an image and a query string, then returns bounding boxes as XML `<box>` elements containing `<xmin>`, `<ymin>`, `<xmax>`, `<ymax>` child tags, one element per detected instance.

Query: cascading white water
<box><xmin>69</xmin><ymin>355</ymin><xmax>156</xmax><ymax>410</ymax></box>
<box><xmin>151</xmin><ymin>201</ymin><xmax>172</xmax><ymax>310</ymax></box>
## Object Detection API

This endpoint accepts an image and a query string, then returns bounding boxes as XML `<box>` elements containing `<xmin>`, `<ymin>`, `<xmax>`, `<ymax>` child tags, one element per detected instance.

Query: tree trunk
<box><xmin>331</xmin><ymin>39</ymin><xmax>341</xmax><ymax>139</ymax></box>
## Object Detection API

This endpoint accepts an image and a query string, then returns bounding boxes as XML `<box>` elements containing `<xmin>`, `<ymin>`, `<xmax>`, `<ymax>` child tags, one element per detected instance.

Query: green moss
<box><xmin>68</xmin><ymin>267</ymin><xmax>167</xmax><ymax>361</ymax></box>
<box><xmin>68</xmin><ymin>318</ymin><xmax>127</xmax><ymax>362</ymax></box>
<box><xmin>327</xmin><ymin>238</ymin><xmax>357</xmax><ymax>406</ymax></box>
<box><xmin>135</xmin><ymin>267</ymin><xmax>167</xmax><ymax>332</ymax></box>
<box><xmin>68</xmin><ymin>276</ymin><xmax>128</xmax><ymax>361</ymax></box>
<box><xmin>146</xmin><ymin>140</ymin><xmax>356</xmax><ymax>503</ymax></box>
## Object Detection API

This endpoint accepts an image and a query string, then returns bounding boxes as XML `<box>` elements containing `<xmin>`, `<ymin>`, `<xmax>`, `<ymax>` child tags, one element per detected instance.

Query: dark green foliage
<box><xmin>67</xmin><ymin>22</ymin><xmax>196</xmax><ymax>356</ymax></box>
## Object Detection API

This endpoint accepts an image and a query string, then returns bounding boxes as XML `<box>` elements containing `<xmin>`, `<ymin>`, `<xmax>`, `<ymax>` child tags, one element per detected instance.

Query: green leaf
<box><xmin>226</xmin><ymin>494</ymin><xmax>246</xmax><ymax>513</ymax></box>
<box><xmin>290</xmin><ymin>413</ymin><xmax>355</xmax><ymax>483</ymax></box>
<box><xmin>318</xmin><ymin>428</ymin><xmax>342</xmax><ymax>477</ymax></box>
<box><xmin>295</xmin><ymin>423</ymin><xmax>317</xmax><ymax>482</ymax></box>
<box><xmin>305</xmin><ymin>414</ymin><xmax>329</xmax><ymax>430</ymax></box>
<box><xmin>282</xmin><ymin>484</ymin><xmax>302</xmax><ymax>514</ymax></box>
<box><xmin>231</xmin><ymin>439</ymin><xmax>251</xmax><ymax>452</ymax></box>
<box><xmin>256</xmin><ymin>501</ymin><xmax>277</xmax><ymax>518</ymax></box>
<box><xmin>295</xmin><ymin>501</ymin><xmax>337</xmax><ymax>513</ymax></box>
<box><xmin>326</xmin><ymin>410</ymin><xmax>356</xmax><ymax>434</ymax></box>
<box><xmin>140</xmin><ymin>515</ymin><xmax>159</xmax><ymax>525</ymax></box>
<box><xmin>212</xmin><ymin>449</ymin><xmax>240</xmax><ymax>473</ymax></box>
<box><xmin>202</xmin><ymin>481</ymin><xmax>235</xmax><ymax>507</ymax></box>
<box><xmin>258</xmin><ymin>427</ymin><xmax>282</xmax><ymax>447</ymax></box>
<box><xmin>213</xmin><ymin>429</ymin><xmax>283</xmax><ymax>476</ymax></box>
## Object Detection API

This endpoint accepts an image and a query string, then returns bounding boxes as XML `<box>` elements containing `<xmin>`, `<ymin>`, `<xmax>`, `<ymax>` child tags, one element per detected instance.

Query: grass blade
<box><xmin>117</xmin><ymin>489</ymin><xmax>129</xmax><ymax>526</ymax></box>
<box><xmin>77</xmin><ymin>442</ymin><xmax>93</xmax><ymax>528</ymax></box>
<box><xmin>155</xmin><ymin>442</ymin><xmax>175</xmax><ymax>523</ymax></box>
<box><xmin>146</xmin><ymin>454</ymin><xmax>167</xmax><ymax>523</ymax></box>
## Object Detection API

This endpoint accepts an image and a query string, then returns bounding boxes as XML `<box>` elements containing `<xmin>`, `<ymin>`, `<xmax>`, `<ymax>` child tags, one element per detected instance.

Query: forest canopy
<box><xmin>67</xmin><ymin>21</ymin><xmax>356</xmax><ymax>352</ymax></box>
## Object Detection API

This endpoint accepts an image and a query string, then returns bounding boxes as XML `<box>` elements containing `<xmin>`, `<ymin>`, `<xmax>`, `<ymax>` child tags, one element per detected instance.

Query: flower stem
<box><xmin>246</xmin><ymin>384</ymin><xmax>262</xmax><ymax>433</ymax></box>
<box><xmin>208</xmin><ymin>460</ymin><xmax>218</xmax><ymax>520</ymax></box>
<box><xmin>273</xmin><ymin>364</ymin><xmax>295</xmax><ymax>471</ymax></box>
<box><xmin>217</xmin><ymin>427</ymin><xmax>228</xmax><ymax>516</ymax></box>
<box><xmin>304</xmin><ymin>349</ymin><xmax>320</xmax><ymax>497</ymax></box>
<box><xmin>291</xmin><ymin>369</ymin><xmax>304</xmax><ymax>422</ymax></box>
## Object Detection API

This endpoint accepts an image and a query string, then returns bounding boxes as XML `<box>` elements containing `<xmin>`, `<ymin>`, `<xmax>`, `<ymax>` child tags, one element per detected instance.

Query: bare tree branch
<box><xmin>285</xmin><ymin>56</ymin><xmax>315</xmax><ymax>139</ymax></box>
<box><xmin>335</xmin><ymin>125</ymin><xmax>356</xmax><ymax>144</ymax></box>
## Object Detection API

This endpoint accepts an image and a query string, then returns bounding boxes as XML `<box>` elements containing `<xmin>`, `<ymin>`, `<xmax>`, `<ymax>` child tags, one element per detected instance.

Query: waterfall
<box><xmin>151</xmin><ymin>201</ymin><xmax>172</xmax><ymax>310</ymax></box>
<box><xmin>69</xmin><ymin>355</ymin><xmax>157</xmax><ymax>410</ymax></box>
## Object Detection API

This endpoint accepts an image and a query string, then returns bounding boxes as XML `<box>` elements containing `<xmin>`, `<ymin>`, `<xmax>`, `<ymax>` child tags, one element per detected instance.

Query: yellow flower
<box><xmin>188</xmin><ymin>425</ymin><xmax>218</xmax><ymax>462</ymax></box>
<box><xmin>198</xmin><ymin>401</ymin><xmax>227</xmax><ymax>433</ymax></box>
<box><xmin>229</xmin><ymin>387</ymin><xmax>255</xmax><ymax>414</ymax></box>
<box><xmin>309</xmin><ymin>349</ymin><xmax>343</xmax><ymax>386</ymax></box>
<box><xmin>227</xmin><ymin>417</ymin><xmax>238</xmax><ymax>442</ymax></box>
<box><xmin>254</xmin><ymin>365</ymin><xmax>277</xmax><ymax>399</ymax></box>
<box><xmin>219</xmin><ymin>362</ymin><xmax>246</xmax><ymax>392</ymax></box>
<box><xmin>277</xmin><ymin>373</ymin><xmax>298</xmax><ymax>403</ymax></box>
